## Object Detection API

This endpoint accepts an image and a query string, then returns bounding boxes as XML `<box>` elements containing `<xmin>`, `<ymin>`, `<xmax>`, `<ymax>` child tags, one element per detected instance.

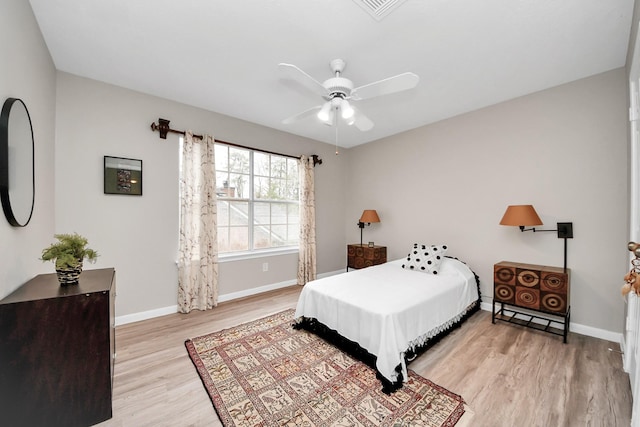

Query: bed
<box><xmin>294</xmin><ymin>254</ymin><xmax>480</xmax><ymax>392</ymax></box>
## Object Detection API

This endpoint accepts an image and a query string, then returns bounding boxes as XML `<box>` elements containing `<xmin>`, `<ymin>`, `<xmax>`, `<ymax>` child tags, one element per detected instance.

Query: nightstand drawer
<box><xmin>494</xmin><ymin>261</ymin><xmax>570</xmax><ymax>315</ymax></box>
<box><xmin>347</xmin><ymin>244</ymin><xmax>386</xmax><ymax>269</ymax></box>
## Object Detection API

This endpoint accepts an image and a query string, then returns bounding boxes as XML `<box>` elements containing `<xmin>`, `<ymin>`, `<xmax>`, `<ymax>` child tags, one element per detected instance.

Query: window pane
<box><xmin>288</xmin><ymin>203</ymin><xmax>299</xmax><ymax>224</ymax></box>
<box><xmin>272</xmin><ymin>203</ymin><xmax>287</xmax><ymax>224</ymax></box>
<box><xmin>284</xmin><ymin>159</ymin><xmax>298</xmax><ymax>201</ymax></box>
<box><xmin>271</xmin><ymin>156</ymin><xmax>287</xmax><ymax>179</ymax></box>
<box><xmin>229</xmin><ymin>148</ymin><xmax>249</xmax><ymax>173</ymax></box>
<box><xmin>253</xmin><ymin>225</ymin><xmax>270</xmax><ymax>249</ymax></box>
<box><xmin>271</xmin><ymin>225</ymin><xmax>287</xmax><ymax>247</ymax></box>
<box><xmin>229</xmin><ymin>173</ymin><xmax>249</xmax><ymax>198</ymax></box>
<box><xmin>217</xmin><ymin>200</ymin><xmax>230</xmax><ymax>226</ymax></box>
<box><xmin>254</xmin><ymin>176</ymin><xmax>269</xmax><ymax>199</ymax></box>
<box><xmin>254</xmin><ymin>152</ymin><xmax>269</xmax><ymax>177</ymax></box>
<box><xmin>215</xmin><ymin>145</ymin><xmax>228</xmax><ymax>172</ymax></box>
<box><xmin>229</xmin><ymin>226</ymin><xmax>249</xmax><ymax>251</ymax></box>
<box><xmin>218</xmin><ymin>226</ymin><xmax>230</xmax><ymax>252</ymax></box>
<box><xmin>229</xmin><ymin>201</ymin><xmax>248</xmax><ymax>226</ymax></box>
<box><xmin>271</xmin><ymin>178</ymin><xmax>286</xmax><ymax>200</ymax></box>
<box><xmin>254</xmin><ymin>202</ymin><xmax>270</xmax><ymax>225</ymax></box>
<box><xmin>216</xmin><ymin>171</ymin><xmax>227</xmax><ymax>186</ymax></box>
<box><xmin>286</xmin><ymin>182</ymin><xmax>298</xmax><ymax>201</ymax></box>
<box><xmin>288</xmin><ymin>159</ymin><xmax>299</xmax><ymax>178</ymax></box>
<box><xmin>216</xmin><ymin>172</ymin><xmax>235</xmax><ymax>198</ymax></box>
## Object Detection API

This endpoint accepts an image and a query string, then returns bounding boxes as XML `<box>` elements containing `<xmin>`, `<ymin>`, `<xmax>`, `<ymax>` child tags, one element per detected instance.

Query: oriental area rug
<box><xmin>185</xmin><ymin>309</ymin><xmax>472</xmax><ymax>426</ymax></box>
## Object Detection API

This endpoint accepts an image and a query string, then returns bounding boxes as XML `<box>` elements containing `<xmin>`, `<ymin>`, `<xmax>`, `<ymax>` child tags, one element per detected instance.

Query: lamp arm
<box><xmin>519</xmin><ymin>222</ymin><xmax>573</xmax><ymax>271</ymax></box>
<box><xmin>520</xmin><ymin>226</ymin><xmax>551</xmax><ymax>232</ymax></box>
<box><xmin>520</xmin><ymin>222</ymin><xmax>573</xmax><ymax>238</ymax></box>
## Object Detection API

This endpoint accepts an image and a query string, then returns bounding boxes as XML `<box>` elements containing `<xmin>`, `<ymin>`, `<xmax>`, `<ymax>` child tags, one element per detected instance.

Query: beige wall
<box><xmin>0</xmin><ymin>0</ymin><xmax>56</xmax><ymax>299</ymax></box>
<box><xmin>346</xmin><ymin>69</ymin><xmax>628</xmax><ymax>333</ymax></box>
<box><xmin>54</xmin><ymin>73</ymin><xmax>347</xmax><ymax>317</ymax></box>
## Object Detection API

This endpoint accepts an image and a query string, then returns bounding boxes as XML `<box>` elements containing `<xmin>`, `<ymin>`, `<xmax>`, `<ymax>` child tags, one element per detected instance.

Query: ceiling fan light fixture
<box><xmin>341</xmin><ymin>100</ymin><xmax>354</xmax><ymax>119</ymax></box>
<box><xmin>322</xmin><ymin>108</ymin><xmax>335</xmax><ymax>126</ymax></box>
<box><xmin>317</xmin><ymin>102</ymin><xmax>331</xmax><ymax>122</ymax></box>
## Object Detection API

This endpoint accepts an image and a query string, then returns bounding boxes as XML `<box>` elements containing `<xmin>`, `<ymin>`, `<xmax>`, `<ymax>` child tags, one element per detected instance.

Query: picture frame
<box><xmin>368</xmin><ymin>241</ymin><xmax>375</xmax><ymax>248</ymax></box>
<box><xmin>104</xmin><ymin>156</ymin><xmax>142</xmax><ymax>196</ymax></box>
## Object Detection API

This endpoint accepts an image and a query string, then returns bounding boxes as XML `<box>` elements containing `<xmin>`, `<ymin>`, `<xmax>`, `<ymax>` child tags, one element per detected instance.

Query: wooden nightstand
<box><xmin>347</xmin><ymin>244</ymin><xmax>386</xmax><ymax>270</ymax></box>
<box><xmin>492</xmin><ymin>261</ymin><xmax>571</xmax><ymax>343</ymax></box>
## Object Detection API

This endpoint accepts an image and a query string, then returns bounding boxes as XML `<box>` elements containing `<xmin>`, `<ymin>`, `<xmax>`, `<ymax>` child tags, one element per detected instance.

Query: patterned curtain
<box><xmin>177</xmin><ymin>131</ymin><xmax>219</xmax><ymax>313</ymax></box>
<box><xmin>297</xmin><ymin>155</ymin><xmax>317</xmax><ymax>285</ymax></box>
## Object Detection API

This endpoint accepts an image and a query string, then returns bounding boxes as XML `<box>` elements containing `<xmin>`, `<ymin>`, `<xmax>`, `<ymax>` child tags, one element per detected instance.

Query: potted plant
<box><xmin>41</xmin><ymin>233</ymin><xmax>98</xmax><ymax>285</ymax></box>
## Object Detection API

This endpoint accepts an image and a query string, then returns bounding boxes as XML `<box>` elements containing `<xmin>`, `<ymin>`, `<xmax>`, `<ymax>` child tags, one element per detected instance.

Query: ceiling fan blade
<box><xmin>351</xmin><ymin>72</ymin><xmax>419</xmax><ymax>101</ymax></box>
<box><xmin>351</xmin><ymin>106</ymin><xmax>374</xmax><ymax>131</ymax></box>
<box><xmin>282</xmin><ymin>106</ymin><xmax>322</xmax><ymax>125</ymax></box>
<box><xmin>278</xmin><ymin>63</ymin><xmax>328</xmax><ymax>98</ymax></box>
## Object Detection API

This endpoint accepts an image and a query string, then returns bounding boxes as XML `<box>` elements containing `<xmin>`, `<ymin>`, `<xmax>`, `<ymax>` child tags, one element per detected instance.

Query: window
<box><xmin>215</xmin><ymin>143</ymin><xmax>299</xmax><ymax>254</ymax></box>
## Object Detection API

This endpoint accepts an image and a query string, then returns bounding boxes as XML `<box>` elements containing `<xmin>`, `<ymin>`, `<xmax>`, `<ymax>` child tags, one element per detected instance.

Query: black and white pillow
<box><xmin>402</xmin><ymin>243</ymin><xmax>448</xmax><ymax>274</ymax></box>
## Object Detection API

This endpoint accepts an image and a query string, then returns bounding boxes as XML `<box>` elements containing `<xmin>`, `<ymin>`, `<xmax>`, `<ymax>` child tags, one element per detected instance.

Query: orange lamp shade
<box><xmin>499</xmin><ymin>205</ymin><xmax>543</xmax><ymax>227</ymax></box>
<box><xmin>359</xmin><ymin>210</ymin><xmax>380</xmax><ymax>223</ymax></box>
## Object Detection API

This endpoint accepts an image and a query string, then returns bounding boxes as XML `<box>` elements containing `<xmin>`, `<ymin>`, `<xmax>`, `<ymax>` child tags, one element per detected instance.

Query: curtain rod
<box><xmin>150</xmin><ymin>118</ymin><xmax>322</xmax><ymax>166</ymax></box>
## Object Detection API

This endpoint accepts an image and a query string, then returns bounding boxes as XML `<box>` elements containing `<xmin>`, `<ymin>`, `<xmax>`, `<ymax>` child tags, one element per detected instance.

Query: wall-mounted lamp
<box><xmin>358</xmin><ymin>210</ymin><xmax>380</xmax><ymax>246</ymax></box>
<box><xmin>499</xmin><ymin>204</ymin><xmax>573</xmax><ymax>270</ymax></box>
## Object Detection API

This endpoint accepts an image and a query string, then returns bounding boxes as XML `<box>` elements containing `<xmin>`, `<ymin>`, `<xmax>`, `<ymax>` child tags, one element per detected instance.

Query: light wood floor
<box><xmin>97</xmin><ymin>286</ymin><xmax>632</xmax><ymax>427</ymax></box>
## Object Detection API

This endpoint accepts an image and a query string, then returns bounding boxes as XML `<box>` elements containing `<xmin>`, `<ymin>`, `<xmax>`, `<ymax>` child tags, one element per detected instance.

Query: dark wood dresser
<box><xmin>0</xmin><ymin>268</ymin><xmax>116</xmax><ymax>427</ymax></box>
<box><xmin>347</xmin><ymin>244</ymin><xmax>387</xmax><ymax>270</ymax></box>
<box><xmin>492</xmin><ymin>261</ymin><xmax>570</xmax><ymax>342</ymax></box>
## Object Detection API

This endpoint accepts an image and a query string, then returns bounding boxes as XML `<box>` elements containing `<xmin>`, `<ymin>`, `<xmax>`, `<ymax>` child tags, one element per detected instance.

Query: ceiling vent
<box><xmin>352</xmin><ymin>0</ymin><xmax>408</xmax><ymax>21</ymax></box>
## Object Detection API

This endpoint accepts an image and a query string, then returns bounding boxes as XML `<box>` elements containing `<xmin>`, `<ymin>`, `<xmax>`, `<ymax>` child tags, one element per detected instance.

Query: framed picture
<box><xmin>104</xmin><ymin>156</ymin><xmax>142</xmax><ymax>196</ymax></box>
<box><xmin>368</xmin><ymin>241</ymin><xmax>375</xmax><ymax>248</ymax></box>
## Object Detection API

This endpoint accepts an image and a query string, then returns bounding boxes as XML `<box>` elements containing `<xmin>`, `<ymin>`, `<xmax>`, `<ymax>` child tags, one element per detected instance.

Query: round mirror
<box><xmin>0</xmin><ymin>98</ymin><xmax>35</xmax><ymax>227</ymax></box>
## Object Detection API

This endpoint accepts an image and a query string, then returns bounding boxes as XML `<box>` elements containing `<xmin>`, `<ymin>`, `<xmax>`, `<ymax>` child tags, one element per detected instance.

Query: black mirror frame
<box><xmin>0</xmin><ymin>97</ymin><xmax>35</xmax><ymax>227</ymax></box>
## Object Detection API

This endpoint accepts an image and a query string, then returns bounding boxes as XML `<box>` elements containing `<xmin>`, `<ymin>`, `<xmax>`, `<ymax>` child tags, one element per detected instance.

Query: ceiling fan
<box><xmin>279</xmin><ymin>59</ymin><xmax>419</xmax><ymax>131</ymax></box>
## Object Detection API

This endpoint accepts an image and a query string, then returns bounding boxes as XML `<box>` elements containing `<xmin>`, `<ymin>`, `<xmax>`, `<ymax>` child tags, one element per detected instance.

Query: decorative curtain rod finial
<box><xmin>157</xmin><ymin>118</ymin><xmax>170</xmax><ymax>139</ymax></box>
<box><xmin>150</xmin><ymin>118</ymin><xmax>171</xmax><ymax>139</ymax></box>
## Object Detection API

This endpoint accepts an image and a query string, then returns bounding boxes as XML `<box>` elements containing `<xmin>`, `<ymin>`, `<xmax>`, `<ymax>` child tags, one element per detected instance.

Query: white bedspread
<box><xmin>294</xmin><ymin>257</ymin><xmax>479</xmax><ymax>384</ymax></box>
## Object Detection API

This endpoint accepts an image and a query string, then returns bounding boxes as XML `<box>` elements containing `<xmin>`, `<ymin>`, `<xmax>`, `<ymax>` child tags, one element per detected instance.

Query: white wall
<box><xmin>0</xmin><ymin>0</ymin><xmax>56</xmax><ymax>299</ymax></box>
<box><xmin>346</xmin><ymin>68</ymin><xmax>629</xmax><ymax>334</ymax></box>
<box><xmin>54</xmin><ymin>73</ymin><xmax>347</xmax><ymax>318</ymax></box>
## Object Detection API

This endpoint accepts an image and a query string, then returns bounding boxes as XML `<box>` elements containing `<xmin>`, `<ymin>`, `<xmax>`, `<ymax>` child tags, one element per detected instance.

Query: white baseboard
<box><xmin>115</xmin><ymin>305</ymin><xmax>178</xmax><ymax>326</ymax></box>
<box><xmin>115</xmin><ymin>269</ymin><xmax>345</xmax><ymax>326</ymax></box>
<box><xmin>217</xmin><ymin>279</ymin><xmax>297</xmax><ymax>303</ymax></box>
<box><xmin>480</xmin><ymin>301</ymin><xmax>622</xmax><ymax>343</ymax></box>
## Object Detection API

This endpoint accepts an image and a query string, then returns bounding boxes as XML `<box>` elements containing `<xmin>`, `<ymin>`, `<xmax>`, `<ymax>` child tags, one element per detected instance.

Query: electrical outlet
<box><xmin>262</xmin><ymin>262</ymin><xmax>269</xmax><ymax>272</ymax></box>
